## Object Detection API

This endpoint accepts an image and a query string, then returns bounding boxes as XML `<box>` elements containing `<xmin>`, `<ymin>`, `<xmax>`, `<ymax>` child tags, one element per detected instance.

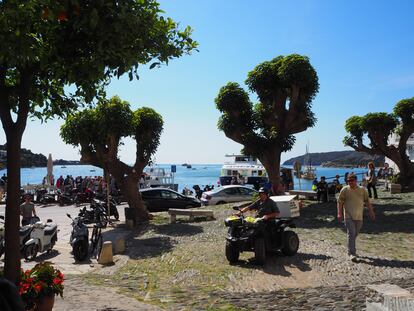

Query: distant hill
<box><xmin>0</xmin><ymin>144</ymin><xmax>47</xmax><ymax>168</ymax></box>
<box><xmin>283</xmin><ymin>151</ymin><xmax>385</xmax><ymax>168</ymax></box>
<box><xmin>0</xmin><ymin>145</ymin><xmax>81</xmax><ymax>168</ymax></box>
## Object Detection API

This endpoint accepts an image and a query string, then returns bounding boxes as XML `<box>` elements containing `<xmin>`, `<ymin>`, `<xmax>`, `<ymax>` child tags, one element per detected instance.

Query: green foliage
<box><xmin>246</xmin><ymin>54</ymin><xmax>319</xmax><ymax>105</ymax></box>
<box><xmin>60</xmin><ymin>96</ymin><xmax>163</xmax><ymax>163</ymax></box>
<box><xmin>344</xmin><ymin>116</ymin><xmax>365</xmax><ymax>141</ymax></box>
<box><xmin>394</xmin><ymin>98</ymin><xmax>414</xmax><ymax>123</ymax></box>
<box><xmin>215</xmin><ymin>54</ymin><xmax>319</xmax><ymax>158</ymax></box>
<box><xmin>0</xmin><ymin>0</ymin><xmax>198</xmax><ymax>119</ymax></box>
<box><xmin>362</xmin><ymin>113</ymin><xmax>397</xmax><ymax>134</ymax></box>
<box><xmin>344</xmin><ymin>111</ymin><xmax>399</xmax><ymax>149</ymax></box>
<box><xmin>133</xmin><ymin>107</ymin><xmax>164</xmax><ymax>162</ymax></box>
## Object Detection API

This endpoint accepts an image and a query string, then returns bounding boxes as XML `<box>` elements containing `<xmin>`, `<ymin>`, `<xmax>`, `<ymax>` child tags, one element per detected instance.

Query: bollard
<box><xmin>98</xmin><ymin>241</ymin><xmax>113</xmax><ymax>265</ymax></box>
<box><xmin>114</xmin><ymin>238</ymin><xmax>125</xmax><ymax>254</ymax></box>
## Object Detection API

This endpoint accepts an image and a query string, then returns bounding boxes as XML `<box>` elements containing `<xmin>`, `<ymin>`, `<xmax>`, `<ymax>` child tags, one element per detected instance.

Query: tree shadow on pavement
<box><xmin>30</xmin><ymin>249</ymin><xmax>61</xmax><ymax>262</ymax></box>
<box><xmin>153</xmin><ymin>222</ymin><xmax>204</xmax><ymax>237</ymax></box>
<box><xmin>357</xmin><ymin>255</ymin><xmax>414</xmax><ymax>269</ymax></box>
<box><xmin>233</xmin><ymin>252</ymin><xmax>332</xmax><ymax>276</ymax></box>
<box><xmin>126</xmin><ymin>236</ymin><xmax>173</xmax><ymax>260</ymax></box>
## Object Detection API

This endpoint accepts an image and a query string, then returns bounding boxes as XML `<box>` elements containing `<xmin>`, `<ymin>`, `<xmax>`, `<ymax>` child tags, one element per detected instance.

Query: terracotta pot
<box><xmin>34</xmin><ymin>295</ymin><xmax>55</xmax><ymax>311</ymax></box>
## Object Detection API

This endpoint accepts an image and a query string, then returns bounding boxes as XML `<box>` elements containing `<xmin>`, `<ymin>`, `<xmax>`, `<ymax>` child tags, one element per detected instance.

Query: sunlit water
<box><xmin>0</xmin><ymin>164</ymin><xmax>368</xmax><ymax>192</ymax></box>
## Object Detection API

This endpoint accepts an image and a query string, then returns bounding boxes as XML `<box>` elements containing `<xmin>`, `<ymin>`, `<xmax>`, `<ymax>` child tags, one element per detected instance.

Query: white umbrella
<box><xmin>47</xmin><ymin>153</ymin><xmax>53</xmax><ymax>185</ymax></box>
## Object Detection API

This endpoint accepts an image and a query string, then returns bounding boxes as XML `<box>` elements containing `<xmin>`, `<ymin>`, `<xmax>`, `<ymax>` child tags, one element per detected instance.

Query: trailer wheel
<box><xmin>282</xmin><ymin>231</ymin><xmax>299</xmax><ymax>256</ymax></box>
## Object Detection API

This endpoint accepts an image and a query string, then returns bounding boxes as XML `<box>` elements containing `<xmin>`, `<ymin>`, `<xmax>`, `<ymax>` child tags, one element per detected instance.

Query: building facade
<box><xmin>385</xmin><ymin>133</ymin><xmax>414</xmax><ymax>172</ymax></box>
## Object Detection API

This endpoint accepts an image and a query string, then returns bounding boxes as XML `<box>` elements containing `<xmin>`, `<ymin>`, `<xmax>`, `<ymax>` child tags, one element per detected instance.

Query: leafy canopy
<box><xmin>61</xmin><ymin>96</ymin><xmax>163</xmax><ymax>163</ymax></box>
<box><xmin>0</xmin><ymin>0</ymin><xmax>197</xmax><ymax>119</ymax></box>
<box><xmin>215</xmin><ymin>54</ymin><xmax>319</xmax><ymax>156</ymax></box>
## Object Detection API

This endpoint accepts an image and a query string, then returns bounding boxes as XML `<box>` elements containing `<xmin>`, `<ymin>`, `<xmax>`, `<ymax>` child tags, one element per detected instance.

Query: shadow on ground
<box><xmin>358</xmin><ymin>255</ymin><xmax>414</xmax><ymax>269</ymax></box>
<box><xmin>127</xmin><ymin>236</ymin><xmax>174</xmax><ymax>260</ymax></box>
<box><xmin>233</xmin><ymin>252</ymin><xmax>331</xmax><ymax>276</ymax></box>
<box><xmin>152</xmin><ymin>222</ymin><xmax>204</xmax><ymax>236</ymax></box>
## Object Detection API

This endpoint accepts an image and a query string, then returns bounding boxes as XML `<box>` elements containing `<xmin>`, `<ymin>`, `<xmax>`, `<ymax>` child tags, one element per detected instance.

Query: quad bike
<box><xmin>224</xmin><ymin>208</ymin><xmax>299</xmax><ymax>265</ymax></box>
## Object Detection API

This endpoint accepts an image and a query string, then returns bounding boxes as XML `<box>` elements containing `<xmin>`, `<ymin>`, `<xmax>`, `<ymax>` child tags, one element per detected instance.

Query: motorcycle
<box><xmin>23</xmin><ymin>218</ymin><xmax>58</xmax><ymax>261</ymax></box>
<box><xmin>94</xmin><ymin>197</ymin><xmax>119</xmax><ymax>220</ymax></box>
<box><xmin>37</xmin><ymin>190</ymin><xmax>57</xmax><ymax>205</ymax></box>
<box><xmin>67</xmin><ymin>213</ymin><xmax>89</xmax><ymax>261</ymax></box>
<box><xmin>224</xmin><ymin>207</ymin><xmax>299</xmax><ymax>265</ymax></box>
<box><xmin>78</xmin><ymin>201</ymin><xmax>108</xmax><ymax>228</ymax></box>
<box><xmin>57</xmin><ymin>189</ymin><xmax>75</xmax><ymax>206</ymax></box>
<box><xmin>74</xmin><ymin>190</ymin><xmax>95</xmax><ymax>206</ymax></box>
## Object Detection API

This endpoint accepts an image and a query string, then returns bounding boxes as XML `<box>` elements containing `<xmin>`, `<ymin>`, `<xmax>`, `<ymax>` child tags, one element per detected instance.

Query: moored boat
<box><xmin>220</xmin><ymin>154</ymin><xmax>268</xmax><ymax>188</ymax></box>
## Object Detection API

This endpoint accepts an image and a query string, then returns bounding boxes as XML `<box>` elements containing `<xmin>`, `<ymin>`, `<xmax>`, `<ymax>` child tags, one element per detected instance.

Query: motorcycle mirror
<box><xmin>47</xmin><ymin>219</ymin><xmax>53</xmax><ymax>223</ymax></box>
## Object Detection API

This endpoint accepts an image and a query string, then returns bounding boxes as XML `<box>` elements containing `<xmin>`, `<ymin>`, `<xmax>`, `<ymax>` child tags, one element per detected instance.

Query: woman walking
<box><xmin>366</xmin><ymin>162</ymin><xmax>378</xmax><ymax>199</ymax></box>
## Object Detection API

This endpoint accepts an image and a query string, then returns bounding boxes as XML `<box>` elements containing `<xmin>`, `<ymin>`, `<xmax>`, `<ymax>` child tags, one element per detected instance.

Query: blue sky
<box><xmin>4</xmin><ymin>0</ymin><xmax>414</xmax><ymax>164</ymax></box>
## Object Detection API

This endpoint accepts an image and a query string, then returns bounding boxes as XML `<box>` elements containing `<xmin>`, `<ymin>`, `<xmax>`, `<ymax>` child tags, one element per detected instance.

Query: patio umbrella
<box><xmin>47</xmin><ymin>153</ymin><xmax>53</xmax><ymax>185</ymax></box>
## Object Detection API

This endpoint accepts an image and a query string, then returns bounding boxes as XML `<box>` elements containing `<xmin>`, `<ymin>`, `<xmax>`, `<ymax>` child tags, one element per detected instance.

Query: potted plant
<box><xmin>19</xmin><ymin>262</ymin><xmax>64</xmax><ymax>311</ymax></box>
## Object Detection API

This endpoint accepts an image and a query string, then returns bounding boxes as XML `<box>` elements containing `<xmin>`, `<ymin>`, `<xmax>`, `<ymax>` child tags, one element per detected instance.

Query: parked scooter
<box><xmin>78</xmin><ymin>200</ymin><xmax>108</xmax><ymax>227</ymax></box>
<box><xmin>67</xmin><ymin>213</ymin><xmax>89</xmax><ymax>261</ymax></box>
<box><xmin>23</xmin><ymin>219</ymin><xmax>58</xmax><ymax>261</ymax></box>
<box><xmin>0</xmin><ymin>216</ymin><xmax>40</xmax><ymax>258</ymax></box>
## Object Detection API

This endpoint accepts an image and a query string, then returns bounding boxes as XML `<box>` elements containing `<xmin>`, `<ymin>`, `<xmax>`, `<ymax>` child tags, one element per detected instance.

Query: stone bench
<box><xmin>168</xmin><ymin>208</ymin><xmax>215</xmax><ymax>223</ymax></box>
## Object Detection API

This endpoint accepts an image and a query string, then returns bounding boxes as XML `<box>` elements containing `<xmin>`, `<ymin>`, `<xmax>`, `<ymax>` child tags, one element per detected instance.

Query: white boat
<box><xmin>141</xmin><ymin>166</ymin><xmax>178</xmax><ymax>191</ymax></box>
<box><xmin>220</xmin><ymin>154</ymin><xmax>268</xmax><ymax>186</ymax></box>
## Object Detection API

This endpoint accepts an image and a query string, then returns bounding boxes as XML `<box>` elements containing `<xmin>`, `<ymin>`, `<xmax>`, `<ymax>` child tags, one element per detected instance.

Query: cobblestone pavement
<box><xmin>107</xmin><ymin>191</ymin><xmax>414</xmax><ymax>310</ymax></box>
<box><xmin>4</xmin><ymin>191</ymin><xmax>413</xmax><ymax>310</ymax></box>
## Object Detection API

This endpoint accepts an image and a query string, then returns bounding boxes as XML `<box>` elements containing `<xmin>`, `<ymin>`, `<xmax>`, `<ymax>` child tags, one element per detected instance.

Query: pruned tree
<box><xmin>344</xmin><ymin>98</ymin><xmax>414</xmax><ymax>190</ymax></box>
<box><xmin>61</xmin><ymin>96</ymin><xmax>162</xmax><ymax>220</ymax></box>
<box><xmin>215</xmin><ymin>54</ymin><xmax>319</xmax><ymax>193</ymax></box>
<box><xmin>0</xmin><ymin>0</ymin><xmax>196</xmax><ymax>283</ymax></box>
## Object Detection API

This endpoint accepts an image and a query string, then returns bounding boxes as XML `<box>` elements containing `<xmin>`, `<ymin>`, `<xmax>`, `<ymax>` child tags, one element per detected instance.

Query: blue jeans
<box><xmin>345</xmin><ymin>218</ymin><xmax>363</xmax><ymax>256</ymax></box>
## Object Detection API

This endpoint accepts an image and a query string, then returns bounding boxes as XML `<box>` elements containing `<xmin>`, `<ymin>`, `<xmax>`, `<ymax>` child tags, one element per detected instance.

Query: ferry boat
<box><xmin>141</xmin><ymin>166</ymin><xmax>178</xmax><ymax>191</ymax></box>
<box><xmin>220</xmin><ymin>155</ymin><xmax>268</xmax><ymax>187</ymax></box>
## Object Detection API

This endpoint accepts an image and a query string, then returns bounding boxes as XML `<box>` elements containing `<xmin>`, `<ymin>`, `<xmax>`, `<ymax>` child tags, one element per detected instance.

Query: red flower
<box><xmin>53</xmin><ymin>278</ymin><xmax>62</xmax><ymax>285</ymax></box>
<box><xmin>57</xmin><ymin>11</ymin><xmax>68</xmax><ymax>22</ymax></box>
<box><xmin>34</xmin><ymin>284</ymin><xmax>42</xmax><ymax>293</ymax></box>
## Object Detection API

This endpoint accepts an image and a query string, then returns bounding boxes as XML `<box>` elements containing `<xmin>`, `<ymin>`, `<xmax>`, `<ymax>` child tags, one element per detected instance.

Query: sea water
<box><xmin>0</xmin><ymin>164</ymin><xmax>368</xmax><ymax>191</ymax></box>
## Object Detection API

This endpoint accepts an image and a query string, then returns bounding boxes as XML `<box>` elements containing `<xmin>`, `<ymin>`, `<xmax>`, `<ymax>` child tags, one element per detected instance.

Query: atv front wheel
<box><xmin>254</xmin><ymin>238</ymin><xmax>266</xmax><ymax>265</ymax></box>
<box><xmin>282</xmin><ymin>231</ymin><xmax>299</xmax><ymax>256</ymax></box>
<box><xmin>225</xmin><ymin>241</ymin><xmax>239</xmax><ymax>263</ymax></box>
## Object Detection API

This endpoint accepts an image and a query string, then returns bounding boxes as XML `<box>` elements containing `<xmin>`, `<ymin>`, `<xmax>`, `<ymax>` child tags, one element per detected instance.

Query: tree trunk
<box><xmin>391</xmin><ymin>156</ymin><xmax>414</xmax><ymax>191</ymax></box>
<box><xmin>261</xmin><ymin>151</ymin><xmax>284</xmax><ymax>195</ymax></box>
<box><xmin>4</xmin><ymin>131</ymin><xmax>22</xmax><ymax>283</ymax></box>
<box><xmin>113</xmin><ymin>171</ymin><xmax>150</xmax><ymax>222</ymax></box>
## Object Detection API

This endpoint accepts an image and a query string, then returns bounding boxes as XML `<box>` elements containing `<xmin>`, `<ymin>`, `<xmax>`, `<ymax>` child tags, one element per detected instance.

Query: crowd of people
<box><xmin>42</xmin><ymin>174</ymin><xmax>120</xmax><ymax>198</ymax></box>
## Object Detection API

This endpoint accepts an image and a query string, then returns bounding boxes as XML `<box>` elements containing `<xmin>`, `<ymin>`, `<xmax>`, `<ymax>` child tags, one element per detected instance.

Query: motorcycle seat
<box><xmin>44</xmin><ymin>224</ymin><xmax>58</xmax><ymax>235</ymax></box>
<box><xmin>19</xmin><ymin>226</ymin><xmax>32</xmax><ymax>236</ymax></box>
